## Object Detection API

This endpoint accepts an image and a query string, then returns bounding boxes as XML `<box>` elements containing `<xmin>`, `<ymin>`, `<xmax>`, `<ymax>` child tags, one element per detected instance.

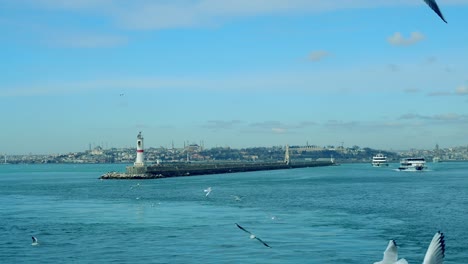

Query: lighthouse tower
<box><xmin>284</xmin><ymin>145</ymin><xmax>290</xmax><ymax>165</ymax></box>
<box><xmin>134</xmin><ymin>132</ymin><xmax>144</xmax><ymax>166</ymax></box>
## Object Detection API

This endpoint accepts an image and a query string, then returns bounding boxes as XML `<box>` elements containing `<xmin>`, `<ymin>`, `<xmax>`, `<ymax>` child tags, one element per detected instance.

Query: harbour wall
<box><xmin>100</xmin><ymin>160</ymin><xmax>334</xmax><ymax>180</ymax></box>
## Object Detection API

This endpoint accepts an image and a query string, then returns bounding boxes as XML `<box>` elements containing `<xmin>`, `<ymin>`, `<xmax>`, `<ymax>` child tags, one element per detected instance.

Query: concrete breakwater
<box><xmin>100</xmin><ymin>160</ymin><xmax>334</xmax><ymax>180</ymax></box>
<box><xmin>100</xmin><ymin>171</ymin><xmax>164</xmax><ymax>180</ymax></box>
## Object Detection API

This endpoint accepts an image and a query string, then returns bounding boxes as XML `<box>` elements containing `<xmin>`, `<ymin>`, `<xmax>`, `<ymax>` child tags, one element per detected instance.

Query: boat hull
<box><xmin>372</xmin><ymin>163</ymin><xmax>389</xmax><ymax>167</ymax></box>
<box><xmin>398</xmin><ymin>157</ymin><xmax>427</xmax><ymax>171</ymax></box>
<box><xmin>397</xmin><ymin>166</ymin><xmax>426</xmax><ymax>171</ymax></box>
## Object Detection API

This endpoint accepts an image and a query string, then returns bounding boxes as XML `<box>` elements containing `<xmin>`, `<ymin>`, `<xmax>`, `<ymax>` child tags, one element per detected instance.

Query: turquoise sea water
<box><xmin>1</xmin><ymin>162</ymin><xmax>467</xmax><ymax>263</ymax></box>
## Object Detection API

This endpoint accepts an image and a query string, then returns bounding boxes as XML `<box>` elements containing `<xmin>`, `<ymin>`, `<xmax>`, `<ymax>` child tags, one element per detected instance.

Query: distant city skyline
<box><xmin>1</xmin><ymin>132</ymin><xmax>463</xmax><ymax>156</ymax></box>
<box><xmin>1</xmin><ymin>1</ymin><xmax>468</xmax><ymax>154</ymax></box>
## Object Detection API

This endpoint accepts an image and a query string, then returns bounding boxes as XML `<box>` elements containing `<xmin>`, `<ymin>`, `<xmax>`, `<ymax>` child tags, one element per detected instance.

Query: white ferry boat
<box><xmin>398</xmin><ymin>158</ymin><xmax>427</xmax><ymax>171</ymax></box>
<box><xmin>372</xmin><ymin>153</ymin><xmax>389</xmax><ymax>167</ymax></box>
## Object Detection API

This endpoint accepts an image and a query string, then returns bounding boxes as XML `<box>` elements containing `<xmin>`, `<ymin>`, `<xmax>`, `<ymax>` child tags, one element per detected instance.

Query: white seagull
<box><xmin>235</xmin><ymin>223</ymin><xmax>271</xmax><ymax>248</ymax></box>
<box><xmin>374</xmin><ymin>231</ymin><xmax>445</xmax><ymax>264</ymax></box>
<box><xmin>232</xmin><ymin>195</ymin><xmax>242</xmax><ymax>201</ymax></box>
<box><xmin>204</xmin><ymin>187</ymin><xmax>212</xmax><ymax>197</ymax></box>
<box><xmin>31</xmin><ymin>236</ymin><xmax>39</xmax><ymax>246</ymax></box>
<box><xmin>130</xmin><ymin>183</ymin><xmax>141</xmax><ymax>190</ymax></box>
<box><xmin>374</xmin><ymin>240</ymin><xmax>408</xmax><ymax>264</ymax></box>
<box><xmin>423</xmin><ymin>0</ymin><xmax>447</xmax><ymax>23</ymax></box>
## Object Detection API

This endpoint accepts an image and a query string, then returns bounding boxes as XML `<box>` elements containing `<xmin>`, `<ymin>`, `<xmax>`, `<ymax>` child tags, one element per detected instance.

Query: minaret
<box><xmin>134</xmin><ymin>132</ymin><xmax>144</xmax><ymax>166</ymax></box>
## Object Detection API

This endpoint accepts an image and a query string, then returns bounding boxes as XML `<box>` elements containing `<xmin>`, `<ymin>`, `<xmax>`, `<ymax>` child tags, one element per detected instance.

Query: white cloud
<box><xmin>399</xmin><ymin>113</ymin><xmax>468</xmax><ymax>122</ymax></box>
<box><xmin>444</xmin><ymin>66</ymin><xmax>455</xmax><ymax>73</ymax></box>
<box><xmin>114</xmin><ymin>1</ymin><xmax>413</xmax><ymax>30</ymax></box>
<box><xmin>387</xmin><ymin>64</ymin><xmax>399</xmax><ymax>72</ymax></box>
<box><xmin>387</xmin><ymin>32</ymin><xmax>425</xmax><ymax>46</ymax></box>
<box><xmin>15</xmin><ymin>0</ymin><xmax>114</xmax><ymax>10</ymax></box>
<box><xmin>399</xmin><ymin>113</ymin><xmax>425</xmax><ymax>120</ymax></box>
<box><xmin>295</xmin><ymin>121</ymin><xmax>317</xmax><ymax>128</ymax></box>
<box><xmin>13</xmin><ymin>0</ymin><xmax>468</xmax><ymax>31</ymax></box>
<box><xmin>308</xmin><ymin>50</ymin><xmax>331</xmax><ymax>62</ymax></box>
<box><xmin>324</xmin><ymin>120</ymin><xmax>359</xmax><ymax>129</ymax></box>
<box><xmin>455</xmin><ymin>85</ymin><xmax>468</xmax><ymax>95</ymax></box>
<box><xmin>47</xmin><ymin>33</ymin><xmax>128</xmax><ymax>48</ymax></box>
<box><xmin>271</xmin><ymin>127</ymin><xmax>287</xmax><ymax>134</ymax></box>
<box><xmin>432</xmin><ymin>113</ymin><xmax>468</xmax><ymax>121</ymax></box>
<box><xmin>2</xmin><ymin>63</ymin><xmax>467</xmax><ymax>97</ymax></box>
<box><xmin>250</xmin><ymin>121</ymin><xmax>285</xmax><ymax>129</ymax></box>
<box><xmin>425</xmin><ymin>85</ymin><xmax>468</xmax><ymax>97</ymax></box>
<box><xmin>0</xmin><ymin>78</ymin><xmax>196</xmax><ymax>97</ymax></box>
<box><xmin>203</xmin><ymin>120</ymin><xmax>244</xmax><ymax>130</ymax></box>
<box><xmin>245</xmin><ymin>120</ymin><xmax>316</xmax><ymax>134</ymax></box>
<box><xmin>425</xmin><ymin>56</ymin><xmax>437</xmax><ymax>64</ymax></box>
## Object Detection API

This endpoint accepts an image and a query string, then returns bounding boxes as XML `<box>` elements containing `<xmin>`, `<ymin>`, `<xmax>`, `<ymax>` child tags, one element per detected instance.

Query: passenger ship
<box><xmin>372</xmin><ymin>153</ymin><xmax>389</xmax><ymax>167</ymax></box>
<box><xmin>398</xmin><ymin>157</ymin><xmax>427</xmax><ymax>171</ymax></box>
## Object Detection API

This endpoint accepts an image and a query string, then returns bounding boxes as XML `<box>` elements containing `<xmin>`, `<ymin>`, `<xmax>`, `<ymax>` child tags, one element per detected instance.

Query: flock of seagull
<box><xmin>28</xmin><ymin>183</ymin><xmax>446</xmax><ymax>263</ymax></box>
<box><xmin>204</xmin><ymin>186</ymin><xmax>446</xmax><ymax>263</ymax></box>
<box><xmin>208</xmin><ymin>1</ymin><xmax>450</xmax><ymax>261</ymax></box>
<box><xmin>197</xmin><ymin>3</ymin><xmax>450</xmax><ymax>259</ymax></box>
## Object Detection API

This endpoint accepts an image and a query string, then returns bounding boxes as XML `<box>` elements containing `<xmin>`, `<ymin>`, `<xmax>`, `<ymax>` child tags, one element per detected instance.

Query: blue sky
<box><xmin>1</xmin><ymin>0</ymin><xmax>468</xmax><ymax>154</ymax></box>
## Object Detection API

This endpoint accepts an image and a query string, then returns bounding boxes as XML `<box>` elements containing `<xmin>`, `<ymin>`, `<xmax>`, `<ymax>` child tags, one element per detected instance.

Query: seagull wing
<box><xmin>235</xmin><ymin>223</ymin><xmax>252</xmax><ymax>234</ymax></box>
<box><xmin>255</xmin><ymin>237</ymin><xmax>271</xmax><ymax>248</ymax></box>
<box><xmin>423</xmin><ymin>231</ymin><xmax>445</xmax><ymax>264</ymax></box>
<box><xmin>423</xmin><ymin>0</ymin><xmax>447</xmax><ymax>23</ymax></box>
<box><xmin>32</xmin><ymin>236</ymin><xmax>37</xmax><ymax>243</ymax></box>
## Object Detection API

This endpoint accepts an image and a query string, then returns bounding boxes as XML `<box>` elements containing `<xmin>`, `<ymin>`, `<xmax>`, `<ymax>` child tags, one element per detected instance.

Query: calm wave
<box><xmin>1</xmin><ymin>162</ymin><xmax>467</xmax><ymax>263</ymax></box>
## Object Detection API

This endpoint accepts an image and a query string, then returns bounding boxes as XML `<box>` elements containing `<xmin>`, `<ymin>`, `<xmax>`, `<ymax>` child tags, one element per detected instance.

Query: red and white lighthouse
<box><xmin>134</xmin><ymin>131</ymin><xmax>144</xmax><ymax>166</ymax></box>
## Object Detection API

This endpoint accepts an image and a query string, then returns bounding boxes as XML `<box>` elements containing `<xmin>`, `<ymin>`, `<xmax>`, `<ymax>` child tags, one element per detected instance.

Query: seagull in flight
<box><xmin>204</xmin><ymin>187</ymin><xmax>212</xmax><ymax>197</ymax></box>
<box><xmin>232</xmin><ymin>195</ymin><xmax>242</xmax><ymax>201</ymax></box>
<box><xmin>130</xmin><ymin>183</ymin><xmax>141</xmax><ymax>190</ymax></box>
<box><xmin>31</xmin><ymin>236</ymin><xmax>39</xmax><ymax>246</ymax></box>
<box><xmin>373</xmin><ymin>240</ymin><xmax>407</xmax><ymax>264</ymax></box>
<box><xmin>423</xmin><ymin>0</ymin><xmax>447</xmax><ymax>23</ymax></box>
<box><xmin>374</xmin><ymin>231</ymin><xmax>445</xmax><ymax>264</ymax></box>
<box><xmin>235</xmin><ymin>223</ymin><xmax>271</xmax><ymax>248</ymax></box>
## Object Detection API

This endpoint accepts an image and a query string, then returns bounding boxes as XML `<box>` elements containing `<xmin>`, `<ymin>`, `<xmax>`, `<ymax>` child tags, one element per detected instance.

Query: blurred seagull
<box><xmin>204</xmin><ymin>187</ymin><xmax>212</xmax><ymax>196</ymax></box>
<box><xmin>374</xmin><ymin>240</ymin><xmax>407</xmax><ymax>264</ymax></box>
<box><xmin>232</xmin><ymin>195</ymin><xmax>242</xmax><ymax>201</ymax></box>
<box><xmin>235</xmin><ymin>223</ymin><xmax>271</xmax><ymax>248</ymax></box>
<box><xmin>31</xmin><ymin>236</ymin><xmax>39</xmax><ymax>246</ymax></box>
<box><xmin>423</xmin><ymin>0</ymin><xmax>447</xmax><ymax>23</ymax></box>
<box><xmin>374</xmin><ymin>231</ymin><xmax>445</xmax><ymax>264</ymax></box>
<box><xmin>130</xmin><ymin>183</ymin><xmax>141</xmax><ymax>190</ymax></box>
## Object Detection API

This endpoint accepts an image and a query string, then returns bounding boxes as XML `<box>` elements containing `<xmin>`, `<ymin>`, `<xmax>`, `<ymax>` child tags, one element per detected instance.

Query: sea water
<box><xmin>1</xmin><ymin>162</ymin><xmax>467</xmax><ymax>263</ymax></box>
